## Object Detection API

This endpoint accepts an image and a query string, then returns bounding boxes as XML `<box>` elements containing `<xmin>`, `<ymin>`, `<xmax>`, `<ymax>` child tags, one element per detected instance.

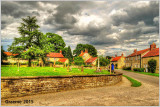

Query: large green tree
<box><xmin>96</xmin><ymin>56</ymin><xmax>110</xmax><ymax>66</ymax></box>
<box><xmin>8</xmin><ymin>16</ymin><xmax>49</xmax><ymax>66</ymax></box>
<box><xmin>46</xmin><ymin>33</ymin><xmax>66</xmax><ymax>52</ymax></box>
<box><xmin>73</xmin><ymin>44</ymin><xmax>97</xmax><ymax>57</ymax></box>
<box><xmin>62</xmin><ymin>46</ymin><xmax>73</xmax><ymax>63</ymax></box>
<box><xmin>1</xmin><ymin>46</ymin><xmax>7</xmax><ymax>64</ymax></box>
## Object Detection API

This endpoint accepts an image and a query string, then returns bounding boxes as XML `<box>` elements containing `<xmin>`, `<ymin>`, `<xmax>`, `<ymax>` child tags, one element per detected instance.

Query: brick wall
<box><xmin>1</xmin><ymin>73</ymin><xmax>122</xmax><ymax>99</ymax></box>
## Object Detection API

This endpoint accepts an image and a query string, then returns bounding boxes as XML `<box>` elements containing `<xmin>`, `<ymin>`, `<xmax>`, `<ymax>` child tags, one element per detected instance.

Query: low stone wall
<box><xmin>1</xmin><ymin>72</ymin><xmax>122</xmax><ymax>99</ymax></box>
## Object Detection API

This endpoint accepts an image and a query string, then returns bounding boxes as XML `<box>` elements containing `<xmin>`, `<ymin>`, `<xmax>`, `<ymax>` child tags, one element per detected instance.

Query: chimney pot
<box><xmin>150</xmin><ymin>42</ymin><xmax>156</xmax><ymax>51</ymax></box>
<box><xmin>85</xmin><ymin>49</ymin><xmax>88</xmax><ymax>53</ymax></box>
<box><xmin>60</xmin><ymin>50</ymin><xmax>62</xmax><ymax>54</ymax></box>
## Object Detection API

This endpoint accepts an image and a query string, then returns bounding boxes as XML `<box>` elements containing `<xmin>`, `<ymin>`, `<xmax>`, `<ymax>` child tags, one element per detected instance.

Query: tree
<box><xmin>96</xmin><ymin>56</ymin><xmax>110</xmax><ymax>66</ymax></box>
<box><xmin>46</xmin><ymin>33</ymin><xmax>66</xmax><ymax>52</ymax></box>
<box><xmin>8</xmin><ymin>16</ymin><xmax>46</xmax><ymax>67</ymax></box>
<box><xmin>1</xmin><ymin>46</ymin><xmax>7</xmax><ymax>64</ymax></box>
<box><xmin>73</xmin><ymin>44</ymin><xmax>97</xmax><ymax>57</ymax></box>
<box><xmin>74</xmin><ymin>56</ymin><xmax>84</xmax><ymax>66</ymax></box>
<box><xmin>106</xmin><ymin>56</ymin><xmax>112</xmax><ymax>60</ymax></box>
<box><xmin>148</xmin><ymin>59</ymin><xmax>157</xmax><ymax>73</ymax></box>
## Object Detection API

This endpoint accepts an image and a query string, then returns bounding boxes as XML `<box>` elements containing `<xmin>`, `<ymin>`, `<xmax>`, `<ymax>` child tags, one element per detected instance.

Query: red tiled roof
<box><xmin>79</xmin><ymin>52</ymin><xmax>86</xmax><ymax>56</ymax></box>
<box><xmin>111</xmin><ymin>56</ymin><xmax>121</xmax><ymax>62</ymax></box>
<box><xmin>58</xmin><ymin>58</ymin><xmax>67</xmax><ymax>62</ymax></box>
<box><xmin>47</xmin><ymin>52</ymin><xmax>64</xmax><ymax>58</ymax></box>
<box><xmin>142</xmin><ymin>48</ymin><xmax>159</xmax><ymax>58</ymax></box>
<box><xmin>127</xmin><ymin>48</ymin><xmax>150</xmax><ymax>57</ymax></box>
<box><xmin>4</xmin><ymin>52</ymin><xmax>18</xmax><ymax>56</ymax></box>
<box><xmin>86</xmin><ymin>57</ymin><xmax>97</xmax><ymax>63</ymax></box>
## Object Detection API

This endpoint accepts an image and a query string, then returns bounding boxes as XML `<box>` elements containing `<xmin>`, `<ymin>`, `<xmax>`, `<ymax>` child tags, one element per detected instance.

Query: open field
<box><xmin>123</xmin><ymin>69</ymin><xmax>159</xmax><ymax>77</ymax></box>
<box><xmin>1</xmin><ymin>67</ymin><xmax>110</xmax><ymax>77</ymax></box>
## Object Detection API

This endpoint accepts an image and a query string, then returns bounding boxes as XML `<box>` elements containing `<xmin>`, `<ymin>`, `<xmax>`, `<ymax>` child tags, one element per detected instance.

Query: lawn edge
<box><xmin>123</xmin><ymin>75</ymin><xmax>142</xmax><ymax>87</ymax></box>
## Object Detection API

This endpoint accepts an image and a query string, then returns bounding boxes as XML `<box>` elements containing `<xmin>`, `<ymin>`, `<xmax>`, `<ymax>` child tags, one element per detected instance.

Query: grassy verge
<box><xmin>1</xmin><ymin>67</ymin><xmax>110</xmax><ymax>77</ymax></box>
<box><xmin>123</xmin><ymin>69</ymin><xmax>159</xmax><ymax>77</ymax></box>
<box><xmin>123</xmin><ymin>75</ymin><xmax>142</xmax><ymax>87</ymax></box>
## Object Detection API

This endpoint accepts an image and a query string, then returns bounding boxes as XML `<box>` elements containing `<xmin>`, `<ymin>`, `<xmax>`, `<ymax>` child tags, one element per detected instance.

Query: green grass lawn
<box><xmin>123</xmin><ymin>69</ymin><xmax>159</xmax><ymax>77</ymax></box>
<box><xmin>123</xmin><ymin>75</ymin><xmax>142</xmax><ymax>87</ymax></box>
<box><xmin>1</xmin><ymin>67</ymin><xmax>110</xmax><ymax>77</ymax></box>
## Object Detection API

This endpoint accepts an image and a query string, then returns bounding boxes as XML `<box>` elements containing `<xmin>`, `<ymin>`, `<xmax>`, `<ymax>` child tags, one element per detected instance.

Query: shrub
<box><xmin>123</xmin><ymin>67</ymin><xmax>131</xmax><ymax>70</ymax></box>
<box><xmin>133</xmin><ymin>68</ymin><xmax>145</xmax><ymax>72</ymax></box>
<box><xmin>74</xmin><ymin>56</ymin><xmax>85</xmax><ymax>66</ymax></box>
<box><xmin>84</xmin><ymin>65</ymin><xmax>92</xmax><ymax>67</ymax></box>
<box><xmin>55</xmin><ymin>61</ymin><xmax>63</xmax><ymax>65</ymax></box>
<box><xmin>148</xmin><ymin>59</ymin><xmax>157</xmax><ymax>73</ymax></box>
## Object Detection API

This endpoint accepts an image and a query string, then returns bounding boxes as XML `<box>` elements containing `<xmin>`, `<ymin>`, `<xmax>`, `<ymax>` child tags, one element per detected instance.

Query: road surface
<box><xmin>115</xmin><ymin>69</ymin><xmax>159</xmax><ymax>87</ymax></box>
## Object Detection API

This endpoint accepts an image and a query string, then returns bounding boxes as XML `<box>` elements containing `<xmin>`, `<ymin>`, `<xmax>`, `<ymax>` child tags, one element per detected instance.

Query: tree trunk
<box><xmin>28</xmin><ymin>58</ymin><xmax>31</xmax><ymax>67</ymax></box>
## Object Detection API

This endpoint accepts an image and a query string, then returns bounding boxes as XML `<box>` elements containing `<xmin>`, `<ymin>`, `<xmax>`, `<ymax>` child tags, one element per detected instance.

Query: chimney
<box><xmin>134</xmin><ymin>49</ymin><xmax>137</xmax><ymax>53</ymax></box>
<box><xmin>150</xmin><ymin>42</ymin><xmax>156</xmax><ymax>51</ymax></box>
<box><xmin>121</xmin><ymin>53</ymin><xmax>124</xmax><ymax>57</ymax></box>
<box><xmin>85</xmin><ymin>49</ymin><xmax>88</xmax><ymax>53</ymax></box>
<box><xmin>60</xmin><ymin>50</ymin><xmax>62</xmax><ymax>54</ymax></box>
<box><xmin>81</xmin><ymin>50</ymin><xmax>83</xmax><ymax>54</ymax></box>
<box><xmin>115</xmin><ymin>54</ymin><xmax>117</xmax><ymax>57</ymax></box>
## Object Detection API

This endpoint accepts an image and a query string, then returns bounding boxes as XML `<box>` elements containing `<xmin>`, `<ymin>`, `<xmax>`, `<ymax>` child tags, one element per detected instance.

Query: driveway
<box><xmin>115</xmin><ymin>69</ymin><xmax>159</xmax><ymax>87</ymax></box>
<box><xmin>1</xmin><ymin>75</ymin><xmax>159</xmax><ymax>106</ymax></box>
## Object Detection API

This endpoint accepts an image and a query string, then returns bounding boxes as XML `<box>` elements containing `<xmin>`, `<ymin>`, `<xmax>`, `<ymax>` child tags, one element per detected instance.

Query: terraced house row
<box><xmin>110</xmin><ymin>42</ymin><xmax>159</xmax><ymax>73</ymax></box>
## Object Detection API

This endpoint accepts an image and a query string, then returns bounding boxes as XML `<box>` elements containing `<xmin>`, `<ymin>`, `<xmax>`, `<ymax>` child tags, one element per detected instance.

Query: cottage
<box><xmin>142</xmin><ymin>43</ymin><xmax>159</xmax><ymax>73</ymax></box>
<box><xmin>79</xmin><ymin>49</ymin><xmax>97</xmax><ymax>66</ymax></box>
<box><xmin>110</xmin><ymin>53</ymin><xmax>125</xmax><ymax>69</ymax></box>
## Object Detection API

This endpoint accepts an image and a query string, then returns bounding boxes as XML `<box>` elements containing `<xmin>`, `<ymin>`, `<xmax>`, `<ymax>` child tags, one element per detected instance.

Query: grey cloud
<box><xmin>112</xmin><ymin>1</ymin><xmax>159</xmax><ymax>26</ymax></box>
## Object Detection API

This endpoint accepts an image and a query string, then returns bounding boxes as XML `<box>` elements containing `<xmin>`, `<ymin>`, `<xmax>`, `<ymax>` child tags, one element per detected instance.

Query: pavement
<box><xmin>1</xmin><ymin>70</ymin><xmax>159</xmax><ymax>106</ymax></box>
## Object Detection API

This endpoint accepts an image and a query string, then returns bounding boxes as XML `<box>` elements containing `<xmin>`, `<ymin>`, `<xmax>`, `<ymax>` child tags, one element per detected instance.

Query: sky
<box><xmin>1</xmin><ymin>1</ymin><xmax>159</xmax><ymax>56</ymax></box>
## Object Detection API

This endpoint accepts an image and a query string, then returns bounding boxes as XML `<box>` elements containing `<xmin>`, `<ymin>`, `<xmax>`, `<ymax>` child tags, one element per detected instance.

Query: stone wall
<box><xmin>1</xmin><ymin>73</ymin><xmax>122</xmax><ymax>99</ymax></box>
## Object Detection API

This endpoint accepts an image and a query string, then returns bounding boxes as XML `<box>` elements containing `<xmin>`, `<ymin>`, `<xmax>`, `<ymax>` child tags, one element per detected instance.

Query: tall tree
<box><xmin>62</xmin><ymin>46</ymin><xmax>73</xmax><ymax>63</ymax></box>
<box><xmin>46</xmin><ymin>33</ymin><xmax>66</xmax><ymax>52</ymax></box>
<box><xmin>73</xmin><ymin>44</ymin><xmax>97</xmax><ymax>57</ymax></box>
<box><xmin>1</xmin><ymin>46</ymin><xmax>7</xmax><ymax>64</ymax></box>
<box><xmin>8</xmin><ymin>16</ymin><xmax>44</xmax><ymax>67</ymax></box>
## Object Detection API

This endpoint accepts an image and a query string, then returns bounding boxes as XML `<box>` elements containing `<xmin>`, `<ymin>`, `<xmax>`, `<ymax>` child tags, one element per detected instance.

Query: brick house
<box><xmin>142</xmin><ymin>43</ymin><xmax>159</xmax><ymax>73</ymax></box>
<box><xmin>110</xmin><ymin>53</ymin><xmax>125</xmax><ymax>69</ymax></box>
<box><xmin>79</xmin><ymin>49</ymin><xmax>97</xmax><ymax>66</ymax></box>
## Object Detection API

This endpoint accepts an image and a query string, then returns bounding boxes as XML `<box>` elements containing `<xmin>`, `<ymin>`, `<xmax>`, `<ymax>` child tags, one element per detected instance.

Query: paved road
<box><xmin>115</xmin><ymin>69</ymin><xmax>159</xmax><ymax>87</ymax></box>
<box><xmin>1</xmin><ymin>76</ymin><xmax>159</xmax><ymax>106</ymax></box>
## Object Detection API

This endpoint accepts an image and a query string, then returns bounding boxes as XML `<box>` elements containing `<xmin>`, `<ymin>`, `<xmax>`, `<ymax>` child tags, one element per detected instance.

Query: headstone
<box><xmin>67</xmin><ymin>65</ymin><xmax>70</xmax><ymax>72</ymax></box>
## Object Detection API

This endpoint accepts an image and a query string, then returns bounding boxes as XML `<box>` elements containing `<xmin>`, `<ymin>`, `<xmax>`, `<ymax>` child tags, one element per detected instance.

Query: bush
<box><xmin>133</xmin><ymin>68</ymin><xmax>145</xmax><ymax>72</ymax></box>
<box><xmin>148</xmin><ymin>59</ymin><xmax>157</xmax><ymax>73</ymax></box>
<box><xmin>74</xmin><ymin>56</ymin><xmax>85</xmax><ymax>66</ymax></box>
<box><xmin>84</xmin><ymin>65</ymin><xmax>92</xmax><ymax>67</ymax></box>
<box><xmin>123</xmin><ymin>67</ymin><xmax>131</xmax><ymax>70</ymax></box>
<box><xmin>55</xmin><ymin>61</ymin><xmax>63</xmax><ymax>65</ymax></box>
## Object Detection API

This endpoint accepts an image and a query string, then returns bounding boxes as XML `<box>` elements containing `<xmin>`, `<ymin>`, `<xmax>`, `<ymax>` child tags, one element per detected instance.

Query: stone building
<box><xmin>110</xmin><ymin>53</ymin><xmax>125</xmax><ymax>69</ymax></box>
<box><xmin>46</xmin><ymin>50</ymin><xmax>69</xmax><ymax>64</ymax></box>
<box><xmin>125</xmin><ymin>42</ymin><xmax>158</xmax><ymax>71</ymax></box>
<box><xmin>142</xmin><ymin>43</ymin><xmax>159</xmax><ymax>73</ymax></box>
<box><xmin>79</xmin><ymin>49</ymin><xmax>97</xmax><ymax>66</ymax></box>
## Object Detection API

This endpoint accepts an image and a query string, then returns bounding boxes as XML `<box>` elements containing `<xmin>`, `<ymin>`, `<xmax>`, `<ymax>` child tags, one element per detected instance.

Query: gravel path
<box><xmin>1</xmin><ymin>74</ymin><xmax>159</xmax><ymax>106</ymax></box>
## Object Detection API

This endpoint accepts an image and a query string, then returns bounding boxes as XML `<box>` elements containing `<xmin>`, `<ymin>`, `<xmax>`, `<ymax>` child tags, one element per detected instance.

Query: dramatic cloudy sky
<box><xmin>1</xmin><ymin>1</ymin><xmax>159</xmax><ymax>56</ymax></box>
